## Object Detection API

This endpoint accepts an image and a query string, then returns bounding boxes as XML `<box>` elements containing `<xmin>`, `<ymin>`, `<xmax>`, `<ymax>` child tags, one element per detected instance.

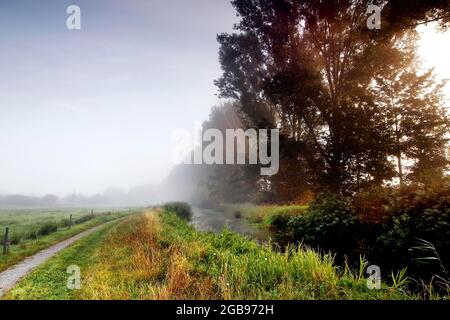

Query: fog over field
<box><xmin>0</xmin><ymin>0</ymin><xmax>236</xmax><ymax>205</ymax></box>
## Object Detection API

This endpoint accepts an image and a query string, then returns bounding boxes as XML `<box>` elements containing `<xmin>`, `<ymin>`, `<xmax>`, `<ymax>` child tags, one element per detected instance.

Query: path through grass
<box><xmin>3</xmin><ymin>221</ymin><xmax>120</xmax><ymax>300</ymax></box>
<box><xmin>4</xmin><ymin>210</ymin><xmax>421</xmax><ymax>300</ymax></box>
<box><xmin>0</xmin><ymin>211</ymin><xmax>129</xmax><ymax>272</ymax></box>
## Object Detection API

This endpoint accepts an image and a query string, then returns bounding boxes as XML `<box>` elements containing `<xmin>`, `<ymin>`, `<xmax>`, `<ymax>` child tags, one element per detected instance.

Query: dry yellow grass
<box><xmin>4</xmin><ymin>210</ymin><xmax>422</xmax><ymax>300</ymax></box>
<box><xmin>73</xmin><ymin>210</ymin><xmax>417</xmax><ymax>300</ymax></box>
<box><xmin>78</xmin><ymin>210</ymin><xmax>217</xmax><ymax>300</ymax></box>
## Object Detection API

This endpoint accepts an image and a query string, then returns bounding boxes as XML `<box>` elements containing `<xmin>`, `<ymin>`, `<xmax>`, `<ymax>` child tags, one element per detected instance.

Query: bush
<box><xmin>36</xmin><ymin>222</ymin><xmax>58</xmax><ymax>236</ymax></box>
<box><xmin>163</xmin><ymin>202</ymin><xmax>192</xmax><ymax>221</ymax></box>
<box><xmin>246</xmin><ymin>205</ymin><xmax>307</xmax><ymax>229</ymax></box>
<box><xmin>287</xmin><ymin>194</ymin><xmax>359</xmax><ymax>253</ymax></box>
<box><xmin>59</xmin><ymin>218</ymin><xmax>72</xmax><ymax>228</ymax></box>
<box><xmin>375</xmin><ymin>181</ymin><xmax>450</xmax><ymax>276</ymax></box>
<box><xmin>352</xmin><ymin>186</ymin><xmax>391</xmax><ymax>223</ymax></box>
<box><xmin>267</xmin><ymin>213</ymin><xmax>291</xmax><ymax>232</ymax></box>
<box><xmin>75</xmin><ymin>214</ymin><xmax>95</xmax><ymax>224</ymax></box>
<box><xmin>284</xmin><ymin>182</ymin><xmax>450</xmax><ymax>285</ymax></box>
<box><xmin>0</xmin><ymin>228</ymin><xmax>21</xmax><ymax>245</ymax></box>
<box><xmin>9</xmin><ymin>232</ymin><xmax>22</xmax><ymax>245</ymax></box>
<box><xmin>25</xmin><ymin>230</ymin><xmax>38</xmax><ymax>240</ymax></box>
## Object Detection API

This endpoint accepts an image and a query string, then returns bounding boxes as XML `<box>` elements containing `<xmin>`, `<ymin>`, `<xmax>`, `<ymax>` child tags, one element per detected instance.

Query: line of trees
<box><xmin>187</xmin><ymin>0</ymin><xmax>449</xmax><ymax>204</ymax></box>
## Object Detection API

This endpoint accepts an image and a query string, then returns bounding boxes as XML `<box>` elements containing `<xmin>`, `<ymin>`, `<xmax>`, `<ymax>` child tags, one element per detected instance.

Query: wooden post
<box><xmin>69</xmin><ymin>214</ymin><xmax>73</xmax><ymax>229</ymax></box>
<box><xmin>91</xmin><ymin>209</ymin><xmax>94</xmax><ymax>217</ymax></box>
<box><xmin>3</xmin><ymin>227</ymin><xmax>10</xmax><ymax>255</ymax></box>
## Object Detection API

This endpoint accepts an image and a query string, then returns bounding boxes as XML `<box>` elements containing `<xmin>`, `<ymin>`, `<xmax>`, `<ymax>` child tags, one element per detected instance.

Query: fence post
<box><xmin>3</xmin><ymin>227</ymin><xmax>10</xmax><ymax>255</ymax></box>
<box><xmin>91</xmin><ymin>209</ymin><xmax>94</xmax><ymax>217</ymax></box>
<box><xmin>69</xmin><ymin>214</ymin><xmax>73</xmax><ymax>229</ymax></box>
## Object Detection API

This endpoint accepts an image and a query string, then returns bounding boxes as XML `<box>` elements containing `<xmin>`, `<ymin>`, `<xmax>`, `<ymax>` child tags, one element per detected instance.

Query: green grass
<box><xmin>1</xmin><ymin>208</ymin><xmax>94</xmax><ymax>237</ymax></box>
<box><xmin>158</xmin><ymin>212</ymin><xmax>416</xmax><ymax>299</ymax></box>
<box><xmin>220</xmin><ymin>204</ymin><xmax>308</xmax><ymax>227</ymax></box>
<box><xmin>5</xmin><ymin>210</ymin><xmax>428</xmax><ymax>300</ymax></box>
<box><xmin>0</xmin><ymin>209</ymin><xmax>131</xmax><ymax>272</ymax></box>
<box><xmin>3</xmin><ymin>221</ymin><xmax>120</xmax><ymax>300</ymax></box>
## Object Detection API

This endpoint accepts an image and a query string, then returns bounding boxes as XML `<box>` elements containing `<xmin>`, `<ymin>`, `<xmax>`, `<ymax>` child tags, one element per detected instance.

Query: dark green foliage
<box><xmin>266</xmin><ymin>212</ymin><xmax>291</xmax><ymax>231</ymax></box>
<box><xmin>75</xmin><ymin>214</ymin><xmax>95</xmax><ymax>224</ymax></box>
<box><xmin>163</xmin><ymin>202</ymin><xmax>192</xmax><ymax>221</ymax></box>
<box><xmin>278</xmin><ymin>181</ymin><xmax>450</xmax><ymax>284</ymax></box>
<box><xmin>383</xmin><ymin>0</ymin><xmax>450</xmax><ymax>31</ymax></box>
<box><xmin>1</xmin><ymin>228</ymin><xmax>20</xmax><ymax>246</ymax></box>
<box><xmin>36</xmin><ymin>222</ymin><xmax>59</xmax><ymax>236</ymax></box>
<box><xmin>59</xmin><ymin>218</ymin><xmax>72</xmax><ymax>228</ymax></box>
<box><xmin>287</xmin><ymin>195</ymin><xmax>358</xmax><ymax>253</ymax></box>
<box><xmin>0</xmin><ymin>211</ymin><xmax>124</xmax><ymax>253</ymax></box>
<box><xmin>21</xmin><ymin>214</ymin><xmax>97</xmax><ymax>241</ymax></box>
<box><xmin>9</xmin><ymin>232</ymin><xmax>22</xmax><ymax>245</ymax></box>
<box><xmin>25</xmin><ymin>230</ymin><xmax>38</xmax><ymax>240</ymax></box>
<box><xmin>409</xmin><ymin>238</ymin><xmax>450</xmax><ymax>290</ymax></box>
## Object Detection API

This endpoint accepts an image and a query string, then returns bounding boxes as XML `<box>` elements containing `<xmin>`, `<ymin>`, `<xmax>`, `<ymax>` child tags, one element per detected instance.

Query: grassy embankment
<box><xmin>220</xmin><ymin>203</ymin><xmax>307</xmax><ymax>228</ymax></box>
<box><xmin>3</xmin><ymin>221</ymin><xmax>120</xmax><ymax>300</ymax></box>
<box><xmin>5</xmin><ymin>210</ymin><xmax>421</xmax><ymax>300</ymax></box>
<box><xmin>0</xmin><ymin>209</ymin><xmax>131</xmax><ymax>272</ymax></box>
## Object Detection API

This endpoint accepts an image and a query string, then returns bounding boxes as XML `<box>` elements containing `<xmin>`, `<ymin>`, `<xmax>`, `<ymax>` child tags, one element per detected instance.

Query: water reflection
<box><xmin>190</xmin><ymin>207</ymin><xmax>269</xmax><ymax>242</ymax></box>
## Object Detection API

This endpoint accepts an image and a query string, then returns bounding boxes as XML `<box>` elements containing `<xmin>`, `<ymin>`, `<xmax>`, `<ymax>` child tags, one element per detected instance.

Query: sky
<box><xmin>0</xmin><ymin>0</ymin><xmax>237</xmax><ymax>195</ymax></box>
<box><xmin>0</xmin><ymin>1</ymin><xmax>448</xmax><ymax>196</ymax></box>
<box><xmin>417</xmin><ymin>23</ymin><xmax>450</xmax><ymax>95</ymax></box>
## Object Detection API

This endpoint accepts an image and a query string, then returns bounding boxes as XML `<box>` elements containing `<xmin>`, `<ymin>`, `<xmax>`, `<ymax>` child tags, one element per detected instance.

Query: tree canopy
<box><xmin>212</xmin><ymin>0</ymin><xmax>449</xmax><ymax>198</ymax></box>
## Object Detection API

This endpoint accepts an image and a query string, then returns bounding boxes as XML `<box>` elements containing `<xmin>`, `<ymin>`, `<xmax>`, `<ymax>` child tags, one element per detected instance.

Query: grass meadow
<box><xmin>4</xmin><ymin>210</ymin><xmax>428</xmax><ymax>300</ymax></box>
<box><xmin>218</xmin><ymin>203</ymin><xmax>308</xmax><ymax>228</ymax></box>
<box><xmin>0</xmin><ymin>208</ymin><xmax>130</xmax><ymax>272</ymax></box>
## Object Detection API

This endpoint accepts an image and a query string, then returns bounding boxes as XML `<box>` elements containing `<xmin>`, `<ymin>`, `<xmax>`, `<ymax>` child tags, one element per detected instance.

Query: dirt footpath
<box><xmin>0</xmin><ymin>223</ymin><xmax>108</xmax><ymax>297</ymax></box>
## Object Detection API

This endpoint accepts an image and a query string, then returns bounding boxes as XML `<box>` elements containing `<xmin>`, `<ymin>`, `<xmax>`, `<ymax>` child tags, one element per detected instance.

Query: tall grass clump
<box><xmin>237</xmin><ymin>204</ymin><xmax>307</xmax><ymax>226</ymax></box>
<box><xmin>287</xmin><ymin>194</ymin><xmax>358</xmax><ymax>253</ymax></box>
<box><xmin>24</xmin><ymin>222</ymin><xmax>59</xmax><ymax>240</ymax></box>
<box><xmin>163</xmin><ymin>202</ymin><xmax>192</xmax><ymax>221</ymax></box>
<box><xmin>36</xmin><ymin>222</ymin><xmax>59</xmax><ymax>236</ymax></box>
<box><xmin>157</xmin><ymin>212</ymin><xmax>414</xmax><ymax>300</ymax></box>
<box><xmin>75</xmin><ymin>214</ymin><xmax>95</xmax><ymax>224</ymax></box>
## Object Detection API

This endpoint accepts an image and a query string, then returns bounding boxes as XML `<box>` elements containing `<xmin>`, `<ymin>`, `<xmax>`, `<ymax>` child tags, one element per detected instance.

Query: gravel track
<box><xmin>0</xmin><ymin>223</ymin><xmax>109</xmax><ymax>297</ymax></box>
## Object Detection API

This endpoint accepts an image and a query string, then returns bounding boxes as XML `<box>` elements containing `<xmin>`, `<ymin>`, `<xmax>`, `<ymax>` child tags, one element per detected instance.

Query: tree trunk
<box><xmin>397</xmin><ymin>152</ymin><xmax>403</xmax><ymax>187</ymax></box>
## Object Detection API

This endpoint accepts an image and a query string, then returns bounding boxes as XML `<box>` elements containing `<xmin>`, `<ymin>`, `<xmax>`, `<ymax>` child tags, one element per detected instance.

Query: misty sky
<box><xmin>0</xmin><ymin>0</ymin><xmax>236</xmax><ymax>195</ymax></box>
<box><xmin>0</xmin><ymin>1</ymin><xmax>448</xmax><ymax>196</ymax></box>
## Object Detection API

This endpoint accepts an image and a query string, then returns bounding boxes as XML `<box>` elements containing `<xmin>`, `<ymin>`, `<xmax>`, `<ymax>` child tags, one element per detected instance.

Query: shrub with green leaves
<box><xmin>375</xmin><ymin>183</ymin><xmax>450</xmax><ymax>278</ymax></box>
<box><xmin>59</xmin><ymin>218</ymin><xmax>72</xmax><ymax>228</ymax></box>
<box><xmin>75</xmin><ymin>214</ymin><xmax>95</xmax><ymax>224</ymax></box>
<box><xmin>36</xmin><ymin>222</ymin><xmax>59</xmax><ymax>236</ymax></box>
<box><xmin>283</xmin><ymin>182</ymin><xmax>450</xmax><ymax>287</ymax></box>
<box><xmin>9</xmin><ymin>232</ymin><xmax>22</xmax><ymax>245</ymax></box>
<box><xmin>287</xmin><ymin>194</ymin><xmax>358</xmax><ymax>253</ymax></box>
<box><xmin>163</xmin><ymin>202</ymin><xmax>192</xmax><ymax>221</ymax></box>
